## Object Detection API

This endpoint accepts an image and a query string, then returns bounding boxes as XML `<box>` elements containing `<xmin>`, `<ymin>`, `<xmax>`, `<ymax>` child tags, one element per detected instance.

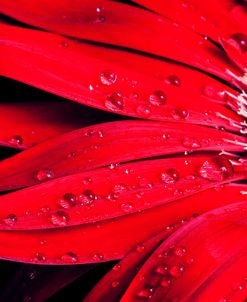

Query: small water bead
<box><xmin>96</xmin><ymin>6</ymin><xmax>103</xmax><ymax>13</ymax></box>
<box><xmin>154</xmin><ymin>264</ymin><xmax>168</xmax><ymax>275</ymax></box>
<box><xmin>58</xmin><ymin>193</ymin><xmax>77</xmax><ymax>209</ymax></box>
<box><xmin>112</xmin><ymin>183</ymin><xmax>128</xmax><ymax>194</ymax></box>
<box><xmin>186</xmin><ymin>257</ymin><xmax>195</xmax><ymax>265</ymax></box>
<box><xmin>198</xmin><ymin>156</ymin><xmax>233</xmax><ymax>182</ymax></box>
<box><xmin>79</xmin><ymin>189</ymin><xmax>96</xmax><ymax>206</ymax></box>
<box><xmin>136</xmin><ymin>285</ymin><xmax>155</xmax><ymax>299</ymax></box>
<box><xmin>105</xmin><ymin>92</ymin><xmax>124</xmax><ymax>111</ymax></box>
<box><xmin>92</xmin><ymin>253</ymin><xmax>104</xmax><ymax>261</ymax></box>
<box><xmin>60</xmin><ymin>252</ymin><xmax>79</xmax><ymax>263</ymax></box>
<box><xmin>111</xmin><ymin>281</ymin><xmax>120</xmax><ymax>288</ymax></box>
<box><xmin>100</xmin><ymin>70</ymin><xmax>117</xmax><ymax>86</ymax></box>
<box><xmin>3</xmin><ymin>213</ymin><xmax>17</xmax><ymax>226</ymax></box>
<box><xmin>172</xmin><ymin>107</ymin><xmax>189</xmax><ymax>120</ymax></box>
<box><xmin>169</xmin><ymin>264</ymin><xmax>185</xmax><ymax>278</ymax></box>
<box><xmin>82</xmin><ymin>177</ymin><xmax>93</xmax><ymax>185</ymax></box>
<box><xmin>136</xmin><ymin>105</ymin><xmax>152</xmax><ymax>117</ymax></box>
<box><xmin>34</xmin><ymin>252</ymin><xmax>47</xmax><ymax>262</ymax></box>
<box><xmin>8</xmin><ymin>135</ymin><xmax>23</xmax><ymax>146</ymax></box>
<box><xmin>34</xmin><ymin>168</ymin><xmax>54</xmax><ymax>182</ymax></box>
<box><xmin>49</xmin><ymin>210</ymin><xmax>70</xmax><ymax>226</ymax></box>
<box><xmin>173</xmin><ymin>246</ymin><xmax>187</xmax><ymax>257</ymax></box>
<box><xmin>182</xmin><ymin>137</ymin><xmax>201</xmax><ymax>149</ymax></box>
<box><xmin>160</xmin><ymin>277</ymin><xmax>171</xmax><ymax>288</ymax></box>
<box><xmin>229</xmin><ymin>33</ymin><xmax>247</xmax><ymax>53</ymax></box>
<box><xmin>136</xmin><ymin>244</ymin><xmax>145</xmax><ymax>253</ymax></box>
<box><xmin>112</xmin><ymin>263</ymin><xmax>121</xmax><ymax>271</ymax></box>
<box><xmin>161</xmin><ymin>168</ymin><xmax>179</xmax><ymax>184</ymax></box>
<box><xmin>167</xmin><ymin>75</ymin><xmax>181</xmax><ymax>87</ymax></box>
<box><xmin>23</xmin><ymin>296</ymin><xmax>32</xmax><ymax>302</ymax></box>
<box><xmin>138</xmin><ymin>177</ymin><xmax>153</xmax><ymax>188</ymax></box>
<box><xmin>120</xmin><ymin>202</ymin><xmax>135</xmax><ymax>213</ymax></box>
<box><xmin>40</xmin><ymin>206</ymin><xmax>51</xmax><ymax>214</ymax></box>
<box><xmin>148</xmin><ymin>90</ymin><xmax>166</xmax><ymax>106</ymax></box>
<box><xmin>60</xmin><ymin>40</ymin><xmax>69</xmax><ymax>48</ymax></box>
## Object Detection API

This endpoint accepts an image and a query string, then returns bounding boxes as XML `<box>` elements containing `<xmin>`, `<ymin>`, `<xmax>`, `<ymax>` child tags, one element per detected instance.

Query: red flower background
<box><xmin>1</xmin><ymin>0</ymin><xmax>247</xmax><ymax>301</ymax></box>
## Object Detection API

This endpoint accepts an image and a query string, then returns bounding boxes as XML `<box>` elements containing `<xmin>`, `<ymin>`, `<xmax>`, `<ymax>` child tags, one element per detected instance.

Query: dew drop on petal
<box><xmin>120</xmin><ymin>202</ymin><xmax>135</xmax><ymax>213</ymax></box>
<box><xmin>136</xmin><ymin>105</ymin><xmax>152</xmax><ymax>117</ymax></box>
<box><xmin>92</xmin><ymin>253</ymin><xmax>104</xmax><ymax>261</ymax></box>
<box><xmin>148</xmin><ymin>90</ymin><xmax>166</xmax><ymax>106</ymax></box>
<box><xmin>58</xmin><ymin>193</ymin><xmax>77</xmax><ymax>209</ymax></box>
<box><xmin>100</xmin><ymin>70</ymin><xmax>117</xmax><ymax>85</ymax></box>
<box><xmin>3</xmin><ymin>213</ymin><xmax>17</xmax><ymax>226</ymax></box>
<box><xmin>79</xmin><ymin>189</ymin><xmax>96</xmax><ymax>206</ymax></box>
<box><xmin>105</xmin><ymin>92</ymin><xmax>124</xmax><ymax>111</ymax></box>
<box><xmin>111</xmin><ymin>281</ymin><xmax>120</xmax><ymax>288</ymax></box>
<box><xmin>167</xmin><ymin>75</ymin><xmax>181</xmax><ymax>87</ymax></box>
<box><xmin>112</xmin><ymin>183</ymin><xmax>128</xmax><ymax>194</ymax></box>
<box><xmin>136</xmin><ymin>285</ymin><xmax>155</xmax><ymax>299</ymax></box>
<box><xmin>229</xmin><ymin>33</ymin><xmax>247</xmax><ymax>53</ymax></box>
<box><xmin>34</xmin><ymin>168</ymin><xmax>54</xmax><ymax>182</ymax></box>
<box><xmin>182</xmin><ymin>137</ymin><xmax>201</xmax><ymax>149</ymax></box>
<box><xmin>173</xmin><ymin>246</ymin><xmax>187</xmax><ymax>257</ymax></box>
<box><xmin>161</xmin><ymin>168</ymin><xmax>179</xmax><ymax>184</ymax></box>
<box><xmin>34</xmin><ymin>252</ymin><xmax>47</xmax><ymax>262</ymax></box>
<box><xmin>169</xmin><ymin>264</ymin><xmax>185</xmax><ymax>278</ymax></box>
<box><xmin>8</xmin><ymin>135</ymin><xmax>23</xmax><ymax>146</ymax></box>
<box><xmin>60</xmin><ymin>252</ymin><xmax>79</xmax><ymax>263</ymax></box>
<box><xmin>172</xmin><ymin>107</ymin><xmax>189</xmax><ymax>119</ymax></box>
<box><xmin>49</xmin><ymin>210</ymin><xmax>70</xmax><ymax>226</ymax></box>
<box><xmin>154</xmin><ymin>264</ymin><xmax>168</xmax><ymax>275</ymax></box>
<box><xmin>198</xmin><ymin>156</ymin><xmax>233</xmax><ymax>182</ymax></box>
<box><xmin>136</xmin><ymin>244</ymin><xmax>145</xmax><ymax>253</ymax></box>
<box><xmin>112</xmin><ymin>263</ymin><xmax>121</xmax><ymax>271</ymax></box>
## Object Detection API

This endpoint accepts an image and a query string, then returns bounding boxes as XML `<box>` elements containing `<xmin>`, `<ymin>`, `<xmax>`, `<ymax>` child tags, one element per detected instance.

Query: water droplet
<box><xmin>60</xmin><ymin>252</ymin><xmax>79</xmax><ymax>263</ymax></box>
<box><xmin>167</xmin><ymin>75</ymin><xmax>181</xmax><ymax>87</ymax></box>
<box><xmin>58</xmin><ymin>193</ymin><xmax>76</xmax><ymax>209</ymax></box>
<box><xmin>82</xmin><ymin>177</ymin><xmax>93</xmax><ymax>185</ymax></box>
<box><xmin>8</xmin><ymin>135</ymin><xmax>23</xmax><ymax>146</ymax></box>
<box><xmin>92</xmin><ymin>253</ymin><xmax>104</xmax><ymax>261</ymax></box>
<box><xmin>3</xmin><ymin>213</ymin><xmax>17</xmax><ymax>226</ymax></box>
<box><xmin>105</xmin><ymin>92</ymin><xmax>124</xmax><ymax>111</ymax></box>
<box><xmin>96</xmin><ymin>6</ymin><xmax>103</xmax><ymax>13</ymax></box>
<box><xmin>136</xmin><ymin>105</ymin><xmax>152</xmax><ymax>117</ymax></box>
<box><xmin>187</xmin><ymin>257</ymin><xmax>195</xmax><ymax>265</ymax></box>
<box><xmin>136</xmin><ymin>285</ymin><xmax>155</xmax><ymax>299</ymax></box>
<box><xmin>229</xmin><ymin>33</ymin><xmax>247</xmax><ymax>53</ymax></box>
<box><xmin>112</xmin><ymin>183</ymin><xmax>128</xmax><ymax>194</ymax></box>
<box><xmin>148</xmin><ymin>90</ymin><xmax>166</xmax><ymax>106</ymax></box>
<box><xmin>154</xmin><ymin>264</ymin><xmax>168</xmax><ymax>275</ymax></box>
<box><xmin>120</xmin><ymin>202</ymin><xmax>135</xmax><ymax>213</ymax></box>
<box><xmin>172</xmin><ymin>107</ymin><xmax>189</xmax><ymax>119</ymax></box>
<box><xmin>182</xmin><ymin>137</ymin><xmax>201</xmax><ymax>149</ymax></box>
<box><xmin>100</xmin><ymin>70</ymin><xmax>117</xmax><ymax>85</ymax></box>
<box><xmin>40</xmin><ymin>205</ymin><xmax>51</xmax><ymax>214</ymax></box>
<box><xmin>49</xmin><ymin>210</ymin><xmax>70</xmax><ymax>226</ymax></box>
<box><xmin>34</xmin><ymin>168</ymin><xmax>54</xmax><ymax>182</ymax></box>
<box><xmin>136</xmin><ymin>244</ymin><xmax>145</xmax><ymax>253</ymax></box>
<box><xmin>173</xmin><ymin>246</ymin><xmax>187</xmax><ymax>257</ymax></box>
<box><xmin>160</xmin><ymin>277</ymin><xmax>171</xmax><ymax>288</ymax></box>
<box><xmin>34</xmin><ymin>252</ymin><xmax>46</xmax><ymax>262</ymax></box>
<box><xmin>79</xmin><ymin>189</ymin><xmax>96</xmax><ymax>206</ymax></box>
<box><xmin>111</xmin><ymin>281</ymin><xmax>120</xmax><ymax>288</ymax></box>
<box><xmin>60</xmin><ymin>40</ymin><xmax>69</xmax><ymax>48</ymax></box>
<box><xmin>67</xmin><ymin>151</ymin><xmax>77</xmax><ymax>158</ymax></box>
<box><xmin>23</xmin><ymin>295</ymin><xmax>32</xmax><ymax>302</ymax></box>
<box><xmin>112</xmin><ymin>263</ymin><xmax>121</xmax><ymax>271</ymax></box>
<box><xmin>40</xmin><ymin>239</ymin><xmax>47</xmax><ymax>245</ymax></box>
<box><xmin>161</xmin><ymin>168</ymin><xmax>179</xmax><ymax>184</ymax></box>
<box><xmin>169</xmin><ymin>264</ymin><xmax>185</xmax><ymax>278</ymax></box>
<box><xmin>198</xmin><ymin>156</ymin><xmax>233</xmax><ymax>182</ymax></box>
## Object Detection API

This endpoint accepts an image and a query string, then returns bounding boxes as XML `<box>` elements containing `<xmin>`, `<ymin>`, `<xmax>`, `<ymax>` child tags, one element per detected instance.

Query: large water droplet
<box><xmin>169</xmin><ymin>264</ymin><xmax>185</xmax><ymax>278</ymax></box>
<box><xmin>58</xmin><ymin>193</ymin><xmax>76</xmax><ymax>209</ymax></box>
<box><xmin>49</xmin><ymin>210</ymin><xmax>70</xmax><ymax>226</ymax></box>
<box><xmin>148</xmin><ymin>90</ymin><xmax>166</xmax><ymax>106</ymax></box>
<box><xmin>229</xmin><ymin>33</ymin><xmax>247</xmax><ymax>53</ymax></box>
<box><xmin>3</xmin><ymin>213</ymin><xmax>17</xmax><ymax>226</ymax></box>
<box><xmin>34</xmin><ymin>168</ymin><xmax>54</xmax><ymax>181</ymax></box>
<box><xmin>79</xmin><ymin>190</ymin><xmax>96</xmax><ymax>206</ymax></box>
<box><xmin>161</xmin><ymin>168</ymin><xmax>179</xmax><ymax>184</ymax></box>
<box><xmin>8</xmin><ymin>135</ymin><xmax>23</xmax><ymax>146</ymax></box>
<box><xmin>105</xmin><ymin>92</ymin><xmax>124</xmax><ymax>111</ymax></box>
<box><xmin>198</xmin><ymin>156</ymin><xmax>233</xmax><ymax>182</ymax></box>
<box><xmin>60</xmin><ymin>252</ymin><xmax>79</xmax><ymax>263</ymax></box>
<box><xmin>100</xmin><ymin>70</ymin><xmax>117</xmax><ymax>85</ymax></box>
